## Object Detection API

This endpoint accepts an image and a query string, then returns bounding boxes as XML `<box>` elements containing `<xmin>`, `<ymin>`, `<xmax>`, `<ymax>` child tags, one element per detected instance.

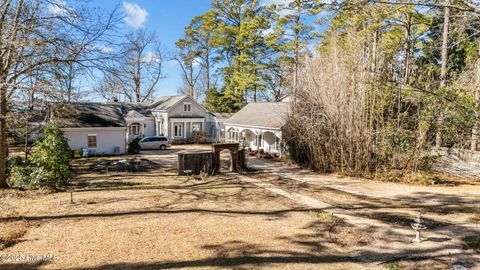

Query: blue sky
<box><xmin>88</xmin><ymin>0</ymin><xmax>212</xmax><ymax>98</ymax></box>
<box><xmin>78</xmin><ymin>0</ymin><xmax>324</xmax><ymax>101</ymax></box>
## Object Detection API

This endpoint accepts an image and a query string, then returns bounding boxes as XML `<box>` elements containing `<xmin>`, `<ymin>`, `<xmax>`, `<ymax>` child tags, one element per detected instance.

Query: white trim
<box><xmin>169</xmin><ymin>118</ymin><xmax>205</xmax><ymax>122</ymax></box>
<box><xmin>87</xmin><ymin>134</ymin><xmax>97</xmax><ymax>148</ymax></box>
<box><xmin>224</xmin><ymin>123</ymin><xmax>282</xmax><ymax>132</ymax></box>
<box><xmin>125</xmin><ymin>117</ymin><xmax>146</xmax><ymax>122</ymax></box>
<box><xmin>62</xmin><ymin>127</ymin><xmax>126</xmax><ymax>132</ymax></box>
<box><xmin>152</xmin><ymin>96</ymin><xmax>207</xmax><ymax>114</ymax></box>
<box><xmin>183</xmin><ymin>102</ymin><xmax>192</xmax><ymax>112</ymax></box>
<box><xmin>174</xmin><ymin>123</ymin><xmax>184</xmax><ymax>138</ymax></box>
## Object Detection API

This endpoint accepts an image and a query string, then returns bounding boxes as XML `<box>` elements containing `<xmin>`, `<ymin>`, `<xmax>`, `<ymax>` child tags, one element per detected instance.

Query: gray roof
<box><xmin>60</xmin><ymin>103</ymin><xmax>152</xmax><ymax>128</ymax></box>
<box><xmin>150</xmin><ymin>95</ymin><xmax>187</xmax><ymax>110</ymax></box>
<box><xmin>211</xmin><ymin>112</ymin><xmax>234</xmax><ymax>120</ymax></box>
<box><xmin>125</xmin><ymin>110</ymin><xmax>145</xmax><ymax>118</ymax></box>
<box><xmin>225</xmin><ymin>102</ymin><xmax>290</xmax><ymax>129</ymax></box>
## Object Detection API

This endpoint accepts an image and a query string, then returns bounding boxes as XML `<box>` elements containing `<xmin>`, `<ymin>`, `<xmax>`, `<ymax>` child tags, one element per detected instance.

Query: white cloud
<box><xmin>143</xmin><ymin>52</ymin><xmax>160</xmax><ymax>64</ymax></box>
<box><xmin>48</xmin><ymin>0</ymin><xmax>70</xmax><ymax>16</ymax></box>
<box><xmin>122</xmin><ymin>1</ymin><xmax>149</xmax><ymax>28</ymax></box>
<box><xmin>98</xmin><ymin>45</ymin><xmax>113</xmax><ymax>53</ymax></box>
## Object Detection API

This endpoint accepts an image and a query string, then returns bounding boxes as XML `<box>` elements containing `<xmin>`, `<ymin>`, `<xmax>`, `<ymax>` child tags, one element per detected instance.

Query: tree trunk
<box><xmin>0</xmin><ymin>83</ymin><xmax>8</xmax><ymax>188</ymax></box>
<box><xmin>435</xmin><ymin>3</ymin><xmax>450</xmax><ymax>149</ymax></box>
<box><xmin>205</xmin><ymin>49</ymin><xmax>210</xmax><ymax>94</ymax></box>
<box><xmin>293</xmin><ymin>12</ymin><xmax>300</xmax><ymax>103</ymax></box>
<box><xmin>403</xmin><ymin>13</ymin><xmax>412</xmax><ymax>85</ymax></box>
<box><xmin>471</xmin><ymin>44</ymin><xmax>480</xmax><ymax>151</ymax></box>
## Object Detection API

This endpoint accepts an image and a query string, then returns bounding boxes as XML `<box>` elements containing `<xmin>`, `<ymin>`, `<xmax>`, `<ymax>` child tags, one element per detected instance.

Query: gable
<box><xmin>167</xmin><ymin>96</ymin><xmax>207</xmax><ymax>116</ymax></box>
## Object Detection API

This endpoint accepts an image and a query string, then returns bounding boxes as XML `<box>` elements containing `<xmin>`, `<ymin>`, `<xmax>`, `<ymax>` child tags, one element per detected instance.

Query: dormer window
<box><xmin>183</xmin><ymin>103</ymin><xmax>191</xmax><ymax>112</ymax></box>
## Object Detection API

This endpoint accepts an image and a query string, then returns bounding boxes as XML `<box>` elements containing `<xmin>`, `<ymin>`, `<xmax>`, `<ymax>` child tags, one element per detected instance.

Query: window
<box><xmin>129</xmin><ymin>123</ymin><xmax>140</xmax><ymax>135</ymax></box>
<box><xmin>87</xmin><ymin>135</ymin><xmax>97</xmax><ymax>148</ymax></box>
<box><xmin>150</xmin><ymin>137</ymin><xmax>168</xmax><ymax>142</ymax></box>
<box><xmin>183</xmin><ymin>103</ymin><xmax>191</xmax><ymax>112</ymax></box>
<box><xmin>228</xmin><ymin>129</ymin><xmax>238</xmax><ymax>142</ymax></box>
<box><xmin>174</xmin><ymin>124</ymin><xmax>183</xmax><ymax>137</ymax></box>
<box><xmin>192</xmin><ymin>123</ymin><xmax>202</xmax><ymax>132</ymax></box>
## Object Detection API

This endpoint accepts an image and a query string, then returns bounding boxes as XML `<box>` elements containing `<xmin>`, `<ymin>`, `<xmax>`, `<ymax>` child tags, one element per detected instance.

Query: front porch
<box><xmin>169</xmin><ymin>117</ymin><xmax>206</xmax><ymax>142</ymax></box>
<box><xmin>225</xmin><ymin>125</ymin><xmax>283</xmax><ymax>156</ymax></box>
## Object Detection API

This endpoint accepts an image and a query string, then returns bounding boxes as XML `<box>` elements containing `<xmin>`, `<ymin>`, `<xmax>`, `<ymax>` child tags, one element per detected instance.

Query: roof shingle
<box><xmin>225</xmin><ymin>102</ymin><xmax>290</xmax><ymax>129</ymax></box>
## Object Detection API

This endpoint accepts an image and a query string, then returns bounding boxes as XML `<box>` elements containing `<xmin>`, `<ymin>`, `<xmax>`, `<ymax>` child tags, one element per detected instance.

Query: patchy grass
<box><xmin>308</xmin><ymin>210</ymin><xmax>343</xmax><ymax>224</ymax></box>
<box><xmin>383</xmin><ymin>262</ymin><xmax>400</xmax><ymax>270</ymax></box>
<box><xmin>463</xmin><ymin>235</ymin><xmax>480</xmax><ymax>253</ymax></box>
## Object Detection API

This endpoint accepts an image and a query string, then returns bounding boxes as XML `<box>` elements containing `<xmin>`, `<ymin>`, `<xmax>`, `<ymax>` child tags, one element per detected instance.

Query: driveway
<box><xmin>137</xmin><ymin>144</ymin><xmax>212</xmax><ymax>168</ymax></box>
<box><xmin>248</xmin><ymin>157</ymin><xmax>480</xmax><ymax>206</ymax></box>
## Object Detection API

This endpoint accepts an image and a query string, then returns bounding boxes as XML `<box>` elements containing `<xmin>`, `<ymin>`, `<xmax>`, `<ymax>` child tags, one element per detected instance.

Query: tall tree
<box><xmin>186</xmin><ymin>11</ymin><xmax>221</xmax><ymax>95</ymax></box>
<box><xmin>175</xmin><ymin>29</ymin><xmax>204</xmax><ymax>98</ymax></box>
<box><xmin>0</xmin><ymin>0</ymin><xmax>117</xmax><ymax>187</ymax></box>
<box><xmin>272</xmin><ymin>0</ymin><xmax>322</xmax><ymax>100</ymax></box>
<box><xmin>435</xmin><ymin>1</ymin><xmax>450</xmax><ymax>148</ymax></box>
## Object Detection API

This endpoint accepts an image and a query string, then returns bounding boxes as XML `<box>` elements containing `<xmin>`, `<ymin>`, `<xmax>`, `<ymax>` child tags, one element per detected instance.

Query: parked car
<box><xmin>139</xmin><ymin>136</ymin><xmax>171</xmax><ymax>150</ymax></box>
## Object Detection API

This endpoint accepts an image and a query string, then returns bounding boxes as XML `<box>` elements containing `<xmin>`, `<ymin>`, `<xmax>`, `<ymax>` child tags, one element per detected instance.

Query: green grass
<box><xmin>308</xmin><ymin>210</ymin><xmax>343</xmax><ymax>224</ymax></box>
<box><xmin>384</xmin><ymin>263</ymin><xmax>400</xmax><ymax>270</ymax></box>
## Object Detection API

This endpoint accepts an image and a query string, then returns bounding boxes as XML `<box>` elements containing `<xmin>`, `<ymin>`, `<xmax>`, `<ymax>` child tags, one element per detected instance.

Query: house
<box><xmin>58</xmin><ymin>95</ymin><xmax>217</xmax><ymax>155</ymax></box>
<box><xmin>224</xmin><ymin>102</ymin><xmax>290</xmax><ymax>156</ymax></box>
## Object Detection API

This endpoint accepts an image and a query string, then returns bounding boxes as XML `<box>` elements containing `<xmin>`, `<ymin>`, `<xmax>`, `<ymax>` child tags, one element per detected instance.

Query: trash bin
<box><xmin>81</xmin><ymin>148</ymin><xmax>89</xmax><ymax>157</ymax></box>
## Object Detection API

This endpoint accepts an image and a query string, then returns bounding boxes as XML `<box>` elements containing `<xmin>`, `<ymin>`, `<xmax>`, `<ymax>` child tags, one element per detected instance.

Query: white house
<box><xmin>224</xmin><ymin>102</ymin><xmax>290</xmax><ymax>155</ymax></box>
<box><xmin>59</xmin><ymin>95</ymin><xmax>218</xmax><ymax>155</ymax></box>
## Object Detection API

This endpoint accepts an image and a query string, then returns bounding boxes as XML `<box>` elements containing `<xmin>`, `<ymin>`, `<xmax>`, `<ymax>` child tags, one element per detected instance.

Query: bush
<box><xmin>7</xmin><ymin>165</ymin><xmax>44</xmax><ymax>189</ymax></box>
<box><xmin>128</xmin><ymin>138</ymin><xmax>141</xmax><ymax>154</ymax></box>
<box><xmin>6</xmin><ymin>156</ymin><xmax>23</xmax><ymax>178</ymax></box>
<box><xmin>193</xmin><ymin>131</ymin><xmax>209</xmax><ymax>144</ymax></box>
<box><xmin>28</xmin><ymin>122</ymin><xmax>71</xmax><ymax>188</ymax></box>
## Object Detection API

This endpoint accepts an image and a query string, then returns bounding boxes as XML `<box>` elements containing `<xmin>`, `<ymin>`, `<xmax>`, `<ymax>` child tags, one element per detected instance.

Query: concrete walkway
<box><xmin>248</xmin><ymin>158</ymin><xmax>480</xmax><ymax>206</ymax></box>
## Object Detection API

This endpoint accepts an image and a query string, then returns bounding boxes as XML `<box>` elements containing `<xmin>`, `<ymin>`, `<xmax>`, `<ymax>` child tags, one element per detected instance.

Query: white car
<box><xmin>139</xmin><ymin>136</ymin><xmax>171</xmax><ymax>150</ymax></box>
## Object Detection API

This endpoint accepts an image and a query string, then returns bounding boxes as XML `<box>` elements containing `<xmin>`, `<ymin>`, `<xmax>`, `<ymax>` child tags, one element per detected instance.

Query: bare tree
<box><xmin>101</xmin><ymin>30</ymin><xmax>164</xmax><ymax>103</ymax></box>
<box><xmin>173</xmin><ymin>55</ymin><xmax>204</xmax><ymax>98</ymax></box>
<box><xmin>0</xmin><ymin>0</ymin><xmax>118</xmax><ymax>187</ymax></box>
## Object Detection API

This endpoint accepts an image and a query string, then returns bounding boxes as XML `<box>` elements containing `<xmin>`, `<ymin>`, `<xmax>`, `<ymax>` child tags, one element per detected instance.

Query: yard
<box><xmin>1</xmin><ymin>145</ymin><xmax>480</xmax><ymax>269</ymax></box>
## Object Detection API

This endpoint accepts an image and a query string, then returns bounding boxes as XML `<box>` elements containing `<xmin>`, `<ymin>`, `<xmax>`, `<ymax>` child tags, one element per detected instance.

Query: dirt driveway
<box><xmin>249</xmin><ymin>157</ymin><xmax>480</xmax><ymax>205</ymax></box>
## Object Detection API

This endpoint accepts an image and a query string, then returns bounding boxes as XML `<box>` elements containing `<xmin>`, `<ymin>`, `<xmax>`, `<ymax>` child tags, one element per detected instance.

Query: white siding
<box><xmin>63</xmin><ymin>128</ymin><xmax>126</xmax><ymax>155</ymax></box>
<box><xmin>168</xmin><ymin>97</ymin><xmax>206</xmax><ymax>118</ymax></box>
<box><xmin>143</xmin><ymin>117</ymin><xmax>156</xmax><ymax>137</ymax></box>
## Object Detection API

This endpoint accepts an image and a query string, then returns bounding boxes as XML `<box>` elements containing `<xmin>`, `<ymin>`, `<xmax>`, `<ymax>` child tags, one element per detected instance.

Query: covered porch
<box><xmin>169</xmin><ymin>117</ymin><xmax>205</xmax><ymax>141</ymax></box>
<box><xmin>226</xmin><ymin>125</ymin><xmax>283</xmax><ymax>156</ymax></box>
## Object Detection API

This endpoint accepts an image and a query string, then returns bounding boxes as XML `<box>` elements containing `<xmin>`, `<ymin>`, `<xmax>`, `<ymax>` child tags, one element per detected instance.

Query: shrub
<box><xmin>193</xmin><ymin>131</ymin><xmax>209</xmax><ymax>144</ymax></box>
<box><xmin>29</xmin><ymin>121</ymin><xmax>71</xmax><ymax>188</ymax></box>
<box><xmin>6</xmin><ymin>156</ymin><xmax>23</xmax><ymax>178</ymax></box>
<box><xmin>7</xmin><ymin>165</ymin><xmax>42</xmax><ymax>189</ymax></box>
<box><xmin>128</xmin><ymin>138</ymin><xmax>141</xmax><ymax>154</ymax></box>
